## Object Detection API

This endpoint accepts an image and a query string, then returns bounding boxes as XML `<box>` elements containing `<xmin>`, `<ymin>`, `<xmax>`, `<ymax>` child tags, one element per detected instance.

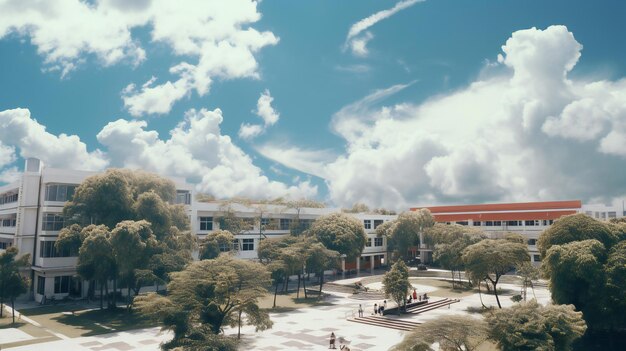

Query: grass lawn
<box><xmin>20</xmin><ymin>305</ymin><xmax>157</xmax><ymax>338</ymax></box>
<box><xmin>258</xmin><ymin>290</ymin><xmax>335</xmax><ymax>312</ymax></box>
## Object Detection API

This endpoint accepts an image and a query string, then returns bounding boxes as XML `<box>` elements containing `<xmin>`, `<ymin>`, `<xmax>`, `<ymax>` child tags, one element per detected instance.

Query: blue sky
<box><xmin>1</xmin><ymin>0</ymin><xmax>625</xmax><ymax>210</ymax></box>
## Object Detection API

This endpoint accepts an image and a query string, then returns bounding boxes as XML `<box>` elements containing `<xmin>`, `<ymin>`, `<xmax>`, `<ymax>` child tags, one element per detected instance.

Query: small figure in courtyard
<box><xmin>374</xmin><ymin>303</ymin><xmax>378</xmax><ymax>315</ymax></box>
<box><xmin>340</xmin><ymin>345</ymin><xmax>351</xmax><ymax>351</ymax></box>
<box><xmin>412</xmin><ymin>289</ymin><xmax>417</xmax><ymax>300</ymax></box>
<box><xmin>329</xmin><ymin>332</ymin><xmax>336</xmax><ymax>349</ymax></box>
<box><xmin>407</xmin><ymin>295</ymin><xmax>412</xmax><ymax>304</ymax></box>
<box><xmin>383</xmin><ymin>300</ymin><xmax>387</xmax><ymax>309</ymax></box>
<box><xmin>423</xmin><ymin>293</ymin><xmax>428</xmax><ymax>300</ymax></box>
<box><xmin>358</xmin><ymin>304</ymin><xmax>363</xmax><ymax>317</ymax></box>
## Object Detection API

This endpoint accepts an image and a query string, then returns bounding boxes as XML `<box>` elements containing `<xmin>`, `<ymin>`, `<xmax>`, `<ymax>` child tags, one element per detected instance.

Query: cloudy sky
<box><xmin>1</xmin><ymin>0</ymin><xmax>625</xmax><ymax>210</ymax></box>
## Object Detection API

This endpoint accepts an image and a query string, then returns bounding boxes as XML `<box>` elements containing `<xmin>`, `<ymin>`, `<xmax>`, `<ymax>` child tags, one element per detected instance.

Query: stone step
<box><xmin>406</xmin><ymin>298</ymin><xmax>460</xmax><ymax>314</ymax></box>
<box><xmin>348</xmin><ymin>316</ymin><xmax>421</xmax><ymax>331</ymax></box>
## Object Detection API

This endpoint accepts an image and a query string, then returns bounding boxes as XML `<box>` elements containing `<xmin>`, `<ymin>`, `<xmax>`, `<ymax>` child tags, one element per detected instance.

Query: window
<box><xmin>608</xmin><ymin>212</ymin><xmax>617</xmax><ymax>219</ymax></box>
<box><xmin>373</xmin><ymin>220</ymin><xmax>384</xmax><ymax>229</ymax></box>
<box><xmin>37</xmin><ymin>276</ymin><xmax>45</xmax><ymax>295</ymax></box>
<box><xmin>585</xmin><ymin>211</ymin><xmax>593</xmax><ymax>216</ymax></box>
<box><xmin>485</xmin><ymin>221</ymin><xmax>493</xmax><ymax>226</ymax></box>
<box><xmin>542</xmin><ymin>220</ymin><xmax>554</xmax><ymax>226</ymax></box>
<box><xmin>0</xmin><ymin>242</ymin><xmax>10</xmax><ymax>249</ymax></box>
<box><xmin>260</xmin><ymin>218</ymin><xmax>270</xmax><ymax>226</ymax></box>
<box><xmin>279</xmin><ymin>218</ymin><xmax>291</xmax><ymax>230</ymax></box>
<box><xmin>374</xmin><ymin>237</ymin><xmax>383</xmax><ymax>247</ymax></box>
<box><xmin>54</xmin><ymin>276</ymin><xmax>71</xmax><ymax>294</ymax></box>
<box><xmin>601</xmin><ymin>212</ymin><xmax>606</xmax><ymax>219</ymax></box>
<box><xmin>364</xmin><ymin>220</ymin><xmax>371</xmax><ymax>230</ymax></box>
<box><xmin>233</xmin><ymin>239</ymin><xmax>240</xmax><ymax>250</ymax></box>
<box><xmin>594</xmin><ymin>212</ymin><xmax>599</xmax><ymax>218</ymax></box>
<box><xmin>528</xmin><ymin>239</ymin><xmax>537</xmax><ymax>246</ymax></box>
<box><xmin>525</xmin><ymin>220</ymin><xmax>536</xmax><ymax>226</ymax></box>
<box><xmin>506</xmin><ymin>221</ymin><xmax>519</xmax><ymax>226</ymax></box>
<box><xmin>199</xmin><ymin>217</ymin><xmax>213</xmax><ymax>231</ymax></box>
<box><xmin>0</xmin><ymin>192</ymin><xmax>18</xmax><ymax>205</ymax></box>
<box><xmin>218</xmin><ymin>242</ymin><xmax>231</xmax><ymax>252</ymax></box>
<box><xmin>456</xmin><ymin>221</ymin><xmax>468</xmax><ymax>226</ymax></box>
<box><xmin>366</xmin><ymin>238</ymin><xmax>372</xmax><ymax>247</ymax></box>
<box><xmin>40</xmin><ymin>240</ymin><xmax>74</xmax><ymax>258</ymax></box>
<box><xmin>473</xmin><ymin>221</ymin><xmax>481</xmax><ymax>226</ymax></box>
<box><xmin>493</xmin><ymin>221</ymin><xmax>502</xmax><ymax>226</ymax></box>
<box><xmin>45</xmin><ymin>184</ymin><xmax>76</xmax><ymax>202</ymax></box>
<box><xmin>42</xmin><ymin>214</ymin><xmax>64</xmax><ymax>231</ymax></box>
<box><xmin>175</xmin><ymin>191</ymin><xmax>191</xmax><ymax>205</ymax></box>
<box><xmin>242</xmin><ymin>239</ymin><xmax>254</xmax><ymax>251</ymax></box>
<box><xmin>533</xmin><ymin>255</ymin><xmax>541</xmax><ymax>262</ymax></box>
<box><xmin>1</xmin><ymin>218</ymin><xmax>16</xmax><ymax>227</ymax></box>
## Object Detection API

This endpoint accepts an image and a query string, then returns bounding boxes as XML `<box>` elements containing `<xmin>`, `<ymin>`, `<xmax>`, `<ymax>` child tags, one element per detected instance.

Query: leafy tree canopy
<box><xmin>308</xmin><ymin>213</ymin><xmax>366</xmax><ymax>259</ymax></box>
<box><xmin>393</xmin><ymin>315</ymin><xmax>488</xmax><ymax>351</ymax></box>
<box><xmin>486</xmin><ymin>300</ymin><xmax>586</xmax><ymax>351</ymax></box>
<box><xmin>389</xmin><ymin>210</ymin><xmax>435</xmax><ymax>260</ymax></box>
<box><xmin>383</xmin><ymin>260</ymin><xmax>411</xmax><ymax>314</ymax></box>
<box><xmin>537</xmin><ymin>214</ymin><xmax>619</xmax><ymax>257</ymax></box>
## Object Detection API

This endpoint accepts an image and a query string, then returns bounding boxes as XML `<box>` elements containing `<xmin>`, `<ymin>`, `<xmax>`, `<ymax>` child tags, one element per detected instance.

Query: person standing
<box><xmin>358</xmin><ymin>304</ymin><xmax>364</xmax><ymax>317</ymax></box>
<box><xmin>330</xmin><ymin>332</ymin><xmax>336</xmax><ymax>349</ymax></box>
<box><xmin>383</xmin><ymin>300</ymin><xmax>387</xmax><ymax>309</ymax></box>
<box><xmin>412</xmin><ymin>289</ymin><xmax>417</xmax><ymax>300</ymax></box>
<box><xmin>374</xmin><ymin>303</ymin><xmax>378</xmax><ymax>315</ymax></box>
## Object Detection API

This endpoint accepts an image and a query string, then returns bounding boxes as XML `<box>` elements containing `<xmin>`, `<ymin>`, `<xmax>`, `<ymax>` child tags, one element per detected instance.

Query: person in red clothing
<box><xmin>412</xmin><ymin>289</ymin><xmax>417</xmax><ymax>300</ymax></box>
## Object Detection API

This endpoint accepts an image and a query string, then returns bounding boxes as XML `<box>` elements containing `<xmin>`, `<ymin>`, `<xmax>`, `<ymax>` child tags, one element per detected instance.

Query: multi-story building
<box><xmin>193</xmin><ymin>202</ymin><xmax>394</xmax><ymax>273</ymax></box>
<box><xmin>0</xmin><ymin>158</ymin><xmax>192</xmax><ymax>303</ymax></box>
<box><xmin>1</xmin><ymin>158</ymin><xmax>394</xmax><ymax>302</ymax></box>
<box><xmin>411</xmin><ymin>200</ymin><xmax>626</xmax><ymax>264</ymax></box>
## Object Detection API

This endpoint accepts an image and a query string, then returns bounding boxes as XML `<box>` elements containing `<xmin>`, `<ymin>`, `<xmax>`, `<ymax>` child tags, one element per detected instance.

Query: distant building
<box><xmin>411</xmin><ymin>200</ymin><xmax>625</xmax><ymax>264</ymax></box>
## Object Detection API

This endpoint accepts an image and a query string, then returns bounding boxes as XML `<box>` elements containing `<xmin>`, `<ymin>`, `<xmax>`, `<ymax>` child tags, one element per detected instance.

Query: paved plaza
<box><xmin>1</xmin><ymin>275</ymin><xmax>551</xmax><ymax>351</ymax></box>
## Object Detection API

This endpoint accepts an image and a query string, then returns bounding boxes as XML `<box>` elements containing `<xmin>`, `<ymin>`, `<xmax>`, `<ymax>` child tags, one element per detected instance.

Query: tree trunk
<box><xmin>127</xmin><ymin>286</ymin><xmax>132</xmax><ymax>311</ymax></box>
<box><xmin>450</xmin><ymin>269</ymin><xmax>456</xmax><ymax>289</ymax></box>
<box><xmin>104</xmin><ymin>281</ymin><xmax>110</xmax><ymax>309</ymax></box>
<box><xmin>478</xmin><ymin>281</ymin><xmax>486</xmax><ymax>308</ymax></box>
<box><xmin>11</xmin><ymin>298</ymin><xmax>15</xmax><ymax>324</ymax></box>
<box><xmin>1</xmin><ymin>296</ymin><xmax>4</xmax><ymax>318</ymax></box>
<box><xmin>100</xmin><ymin>283</ymin><xmax>104</xmax><ymax>310</ymax></box>
<box><xmin>318</xmin><ymin>270</ymin><xmax>324</xmax><ymax>296</ymax></box>
<box><xmin>302</xmin><ymin>268</ymin><xmax>308</xmax><ymax>299</ymax></box>
<box><xmin>273</xmin><ymin>280</ymin><xmax>279</xmax><ymax>308</ymax></box>
<box><xmin>296</xmin><ymin>274</ymin><xmax>301</xmax><ymax>299</ymax></box>
<box><xmin>237</xmin><ymin>309</ymin><xmax>242</xmax><ymax>339</ymax></box>
<box><xmin>491</xmin><ymin>277</ymin><xmax>502</xmax><ymax>309</ymax></box>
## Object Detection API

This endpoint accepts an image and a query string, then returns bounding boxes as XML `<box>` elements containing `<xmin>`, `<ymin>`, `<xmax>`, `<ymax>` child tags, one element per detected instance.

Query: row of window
<box><xmin>36</xmin><ymin>275</ymin><xmax>74</xmax><ymax>295</ymax></box>
<box><xmin>0</xmin><ymin>241</ymin><xmax>11</xmax><ymax>249</ymax></box>
<box><xmin>365</xmin><ymin>237</ymin><xmax>384</xmax><ymax>247</ymax></box>
<box><xmin>176</xmin><ymin>191</ymin><xmax>192</xmax><ymax>205</ymax></box>
<box><xmin>199</xmin><ymin>217</ymin><xmax>315</xmax><ymax>232</ymax></box>
<box><xmin>1</xmin><ymin>218</ymin><xmax>16</xmax><ymax>227</ymax></box>
<box><xmin>45</xmin><ymin>184</ymin><xmax>77</xmax><ymax>202</ymax></box>
<box><xmin>0</xmin><ymin>192</ymin><xmax>18</xmax><ymax>205</ymax></box>
<box><xmin>585</xmin><ymin>211</ymin><xmax>622</xmax><ymax>220</ymax></box>
<box><xmin>363</xmin><ymin>219</ymin><xmax>385</xmax><ymax>230</ymax></box>
<box><xmin>465</xmin><ymin>220</ymin><xmax>554</xmax><ymax>227</ymax></box>
<box><xmin>39</xmin><ymin>240</ymin><xmax>76</xmax><ymax>258</ymax></box>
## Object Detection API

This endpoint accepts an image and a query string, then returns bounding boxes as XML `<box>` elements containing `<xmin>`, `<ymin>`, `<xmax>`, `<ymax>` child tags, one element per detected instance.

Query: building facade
<box><xmin>411</xmin><ymin>200</ymin><xmax>626</xmax><ymax>264</ymax></box>
<box><xmin>0</xmin><ymin>158</ymin><xmax>192</xmax><ymax>303</ymax></box>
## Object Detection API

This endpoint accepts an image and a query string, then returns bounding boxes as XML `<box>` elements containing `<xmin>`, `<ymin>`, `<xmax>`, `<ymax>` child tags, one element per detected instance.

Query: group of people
<box><xmin>373</xmin><ymin>300</ymin><xmax>387</xmax><ymax>315</ymax></box>
<box><xmin>406</xmin><ymin>289</ymin><xmax>427</xmax><ymax>304</ymax></box>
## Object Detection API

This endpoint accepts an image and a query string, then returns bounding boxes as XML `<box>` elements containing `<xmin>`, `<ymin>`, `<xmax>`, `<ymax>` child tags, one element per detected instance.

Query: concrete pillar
<box><xmin>356</xmin><ymin>257</ymin><xmax>360</xmax><ymax>275</ymax></box>
<box><xmin>371</xmin><ymin>255</ymin><xmax>375</xmax><ymax>273</ymax></box>
<box><xmin>341</xmin><ymin>256</ymin><xmax>346</xmax><ymax>278</ymax></box>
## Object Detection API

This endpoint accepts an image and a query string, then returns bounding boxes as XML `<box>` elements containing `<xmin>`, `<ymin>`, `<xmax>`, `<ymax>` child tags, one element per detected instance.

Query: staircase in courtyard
<box><xmin>322</xmin><ymin>282</ymin><xmax>386</xmax><ymax>300</ymax></box>
<box><xmin>348</xmin><ymin>315</ymin><xmax>422</xmax><ymax>331</ymax></box>
<box><xmin>405</xmin><ymin>298</ymin><xmax>460</xmax><ymax>314</ymax></box>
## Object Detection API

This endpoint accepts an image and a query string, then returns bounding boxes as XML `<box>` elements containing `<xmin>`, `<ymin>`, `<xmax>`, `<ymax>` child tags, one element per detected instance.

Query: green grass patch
<box><xmin>52</xmin><ymin>308</ymin><xmax>156</xmax><ymax>336</ymax></box>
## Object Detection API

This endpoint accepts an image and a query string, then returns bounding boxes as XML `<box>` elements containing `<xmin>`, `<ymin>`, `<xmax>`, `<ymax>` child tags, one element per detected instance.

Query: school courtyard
<box><xmin>0</xmin><ymin>270</ymin><xmax>551</xmax><ymax>351</ymax></box>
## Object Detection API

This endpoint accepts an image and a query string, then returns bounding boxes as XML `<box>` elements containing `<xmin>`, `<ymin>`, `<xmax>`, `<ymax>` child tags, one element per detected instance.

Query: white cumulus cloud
<box><xmin>0</xmin><ymin>0</ymin><xmax>278</xmax><ymax>115</ymax></box>
<box><xmin>0</xmin><ymin>108</ymin><xmax>109</xmax><ymax>171</ymax></box>
<box><xmin>97</xmin><ymin>108</ymin><xmax>316</xmax><ymax>199</ymax></box>
<box><xmin>268</xmin><ymin>25</ymin><xmax>626</xmax><ymax>210</ymax></box>
<box><xmin>238</xmin><ymin>89</ymin><xmax>280</xmax><ymax>140</ymax></box>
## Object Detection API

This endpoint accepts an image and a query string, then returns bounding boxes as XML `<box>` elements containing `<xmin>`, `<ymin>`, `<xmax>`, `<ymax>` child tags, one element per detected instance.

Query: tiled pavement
<box><xmin>3</xmin><ymin>278</ymin><xmax>552</xmax><ymax>351</ymax></box>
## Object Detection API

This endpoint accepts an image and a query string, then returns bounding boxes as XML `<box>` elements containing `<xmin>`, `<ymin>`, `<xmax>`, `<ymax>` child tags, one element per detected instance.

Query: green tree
<box><xmin>425</xmin><ymin>224</ymin><xmax>486</xmax><ymax>288</ymax></box>
<box><xmin>55</xmin><ymin>223</ymin><xmax>83</xmax><ymax>257</ymax></box>
<box><xmin>537</xmin><ymin>214</ymin><xmax>618</xmax><ymax>257</ymax></box>
<box><xmin>306</xmin><ymin>241</ymin><xmax>340</xmax><ymax>295</ymax></box>
<box><xmin>77</xmin><ymin>225</ymin><xmax>116</xmax><ymax>309</ymax></box>
<box><xmin>462</xmin><ymin>239</ymin><xmax>530</xmax><ymax>308</ymax></box>
<box><xmin>516</xmin><ymin>261</ymin><xmax>540</xmax><ymax>301</ymax></box>
<box><xmin>308</xmin><ymin>213</ymin><xmax>366</xmax><ymax>260</ymax></box>
<box><xmin>200</xmin><ymin>230</ymin><xmax>236</xmax><ymax>260</ymax></box>
<box><xmin>393</xmin><ymin>315</ymin><xmax>488</xmax><ymax>351</ymax></box>
<box><xmin>110</xmin><ymin>220</ymin><xmax>156</xmax><ymax>309</ymax></box>
<box><xmin>0</xmin><ymin>247</ymin><xmax>30</xmax><ymax>323</ymax></box>
<box><xmin>389</xmin><ymin>210</ymin><xmax>434</xmax><ymax>261</ymax></box>
<box><xmin>486</xmin><ymin>300</ymin><xmax>586</xmax><ymax>351</ymax></box>
<box><xmin>539</xmin><ymin>214</ymin><xmax>626</xmax><ymax>336</ymax></box>
<box><xmin>135</xmin><ymin>255</ymin><xmax>272</xmax><ymax>348</ymax></box>
<box><xmin>382</xmin><ymin>260</ymin><xmax>411</xmax><ymax>314</ymax></box>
